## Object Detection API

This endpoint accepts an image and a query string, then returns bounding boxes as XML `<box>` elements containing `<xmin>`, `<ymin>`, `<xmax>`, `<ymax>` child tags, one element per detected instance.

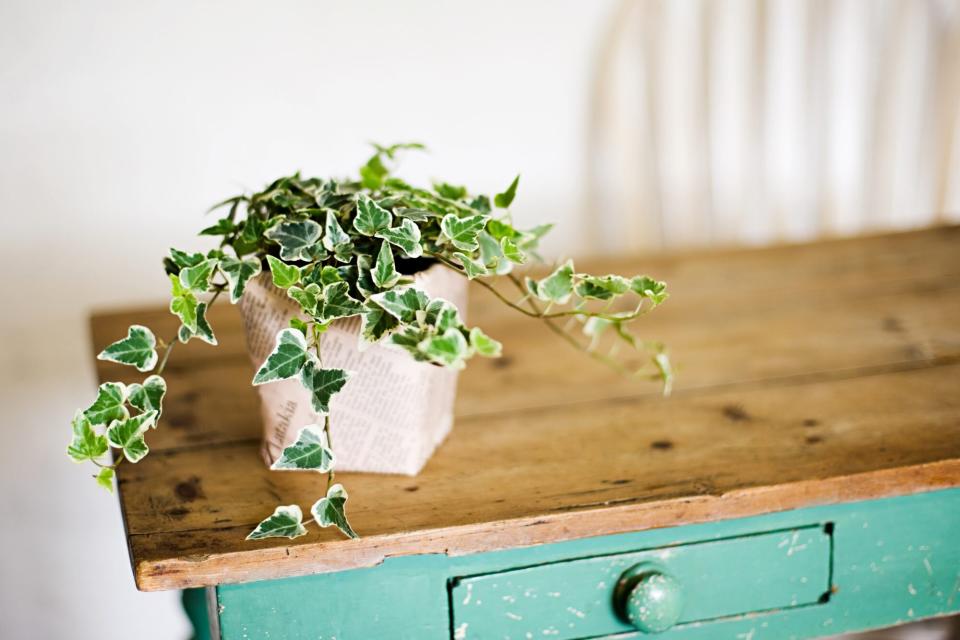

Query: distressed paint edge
<box><xmin>130</xmin><ymin>458</ymin><xmax>960</xmax><ymax>591</ymax></box>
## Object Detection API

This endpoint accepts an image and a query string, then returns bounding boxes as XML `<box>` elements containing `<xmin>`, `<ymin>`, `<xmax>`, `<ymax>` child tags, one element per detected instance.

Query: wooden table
<box><xmin>92</xmin><ymin>227</ymin><xmax>960</xmax><ymax>639</ymax></box>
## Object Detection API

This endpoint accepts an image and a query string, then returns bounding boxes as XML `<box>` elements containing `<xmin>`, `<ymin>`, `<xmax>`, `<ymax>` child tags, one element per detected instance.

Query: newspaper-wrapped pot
<box><xmin>238</xmin><ymin>263</ymin><xmax>467</xmax><ymax>475</ymax></box>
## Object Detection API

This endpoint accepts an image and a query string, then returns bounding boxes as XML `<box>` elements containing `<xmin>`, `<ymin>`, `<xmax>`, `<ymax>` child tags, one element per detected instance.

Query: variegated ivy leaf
<box><xmin>631</xmin><ymin>276</ymin><xmax>669</xmax><ymax>306</ymax></box>
<box><xmin>106</xmin><ymin>410</ymin><xmax>157</xmax><ymax>463</ymax></box>
<box><xmin>299</xmin><ymin>359</ymin><xmax>351</xmax><ymax>415</ymax></box>
<box><xmin>252</xmin><ymin>328</ymin><xmax>309</xmax><ymax>385</ymax></box>
<box><xmin>169</xmin><ymin>248</ymin><xmax>206</xmax><ymax>269</ymax></box>
<box><xmin>179</xmin><ymin>258</ymin><xmax>217</xmax><ymax>293</ymax></box>
<box><xmin>372</xmin><ymin>241</ymin><xmax>400</xmax><ymax>289</ymax></box>
<box><xmin>494</xmin><ymin>174</ymin><xmax>520</xmax><ymax>208</ymax></box>
<box><xmin>355</xmin><ymin>254</ymin><xmax>378</xmax><ymax>297</ymax></box>
<box><xmin>219</xmin><ymin>256</ymin><xmax>262</xmax><ymax>303</ymax></box>
<box><xmin>653</xmin><ymin>351</ymin><xmax>674</xmax><ymax>395</ymax></box>
<box><xmin>127</xmin><ymin>375</ymin><xmax>167</xmax><ymax>418</ymax></box>
<box><xmin>500</xmin><ymin>236</ymin><xmax>526</xmax><ymax>264</ymax></box>
<box><xmin>270</xmin><ymin>425</ymin><xmax>334</xmax><ymax>472</ymax></box>
<box><xmin>376</xmin><ymin>218</ymin><xmax>423</xmax><ymax>258</ymax></box>
<box><xmin>96</xmin><ymin>467</ymin><xmax>115</xmax><ymax>492</ymax></box>
<box><xmin>83</xmin><ymin>382</ymin><xmax>128</xmax><ymax>426</ymax></box>
<box><xmin>178</xmin><ymin>301</ymin><xmax>217</xmax><ymax>345</ymax></box>
<box><xmin>67</xmin><ymin>411</ymin><xmax>109</xmax><ymax>462</ymax></box>
<box><xmin>533</xmin><ymin>260</ymin><xmax>575</xmax><ymax>304</ymax></box>
<box><xmin>418</xmin><ymin>328</ymin><xmax>470</xmax><ymax>368</ymax></box>
<box><xmin>440</xmin><ymin>213</ymin><xmax>489</xmax><ymax>252</ymax></box>
<box><xmin>477</xmin><ymin>231</ymin><xmax>504</xmax><ymax>269</ymax></box>
<box><xmin>311</xmin><ymin>483</ymin><xmax>358</xmax><ymax>539</ymax></box>
<box><xmin>170</xmin><ymin>274</ymin><xmax>200</xmax><ymax>332</ymax></box>
<box><xmin>246</xmin><ymin>505</ymin><xmax>308</xmax><ymax>541</ymax></box>
<box><xmin>265</xmin><ymin>219</ymin><xmax>323</xmax><ymax>261</ymax></box>
<box><xmin>323</xmin><ymin>210</ymin><xmax>352</xmax><ymax>250</ymax></box>
<box><xmin>304</xmin><ymin>265</ymin><xmax>342</xmax><ymax>288</ymax></box>
<box><xmin>97</xmin><ymin>325</ymin><xmax>158</xmax><ymax>372</ymax></box>
<box><xmin>453</xmin><ymin>251</ymin><xmax>489</xmax><ymax>280</ymax></box>
<box><xmin>575</xmin><ymin>274</ymin><xmax>631</xmax><ymax>301</ymax></box>
<box><xmin>287</xmin><ymin>283</ymin><xmax>321</xmax><ymax>316</ymax></box>
<box><xmin>423</xmin><ymin>298</ymin><xmax>462</xmax><ymax>332</ymax></box>
<box><xmin>370</xmin><ymin>287</ymin><xmax>430</xmax><ymax>324</ymax></box>
<box><xmin>387</xmin><ymin>326</ymin><xmax>433</xmax><ymax>361</ymax></box>
<box><xmin>359</xmin><ymin>301</ymin><xmax>399</xmax><ymax>346</ymax></box>
<box><xmin>316</xmin><ymin>282</ymin><xmax>363</xmax><ymax>322</ymax></box>
<box><xmin>266</xmin><ymin>255</ymin><xmax>301</xmax><ymax>289</ymax></box>
<box><xmin>469</xmin><ymin>327</ymin><xmax>502</xmax><ymax>357</ymax></box>
<box><xmin>353</xmin><ymin>194</ymin><xmax>393</xmax><ymax>236</ymax></box>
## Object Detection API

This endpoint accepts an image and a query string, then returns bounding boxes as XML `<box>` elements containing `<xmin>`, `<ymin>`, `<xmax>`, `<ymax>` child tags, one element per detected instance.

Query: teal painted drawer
<box><xmin>449</xmin><ymin>525</ymin><xmax>833</xmax><ymax>639</ymax></box>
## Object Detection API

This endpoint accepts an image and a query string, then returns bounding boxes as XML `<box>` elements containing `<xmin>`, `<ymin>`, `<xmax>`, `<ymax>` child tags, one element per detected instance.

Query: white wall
<box><xmin>0</xmin><ymin>1</ymin><xmax>615</xmax><ymax>637</ymax></box>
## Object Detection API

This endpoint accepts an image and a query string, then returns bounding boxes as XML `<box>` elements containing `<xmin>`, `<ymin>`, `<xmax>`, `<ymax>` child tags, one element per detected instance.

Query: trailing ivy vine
<box><xmin>70</xmin><ymin>143</ymin><xmax>672</xmax><ymax>541</ymax></box>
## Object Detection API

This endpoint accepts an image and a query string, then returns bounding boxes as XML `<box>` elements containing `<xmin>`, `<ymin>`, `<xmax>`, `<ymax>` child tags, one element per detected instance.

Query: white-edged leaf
<box><xmin>219</xmin><ymin>256</ymin><xmax>262</xmax><ymax>303</ymax></box>
<box><xmin>469</xmin><ymin>327</ymin><xmax>502</xmax><ymax>357</ymax></box>
<box><xmin>316</xmin><ymin>282</ymin><xmax>363</xmax><ymax>322</ymax></box>
<box><xmin>287</xmin><ymin>283</ymin><xmax>321</xmax><ymax>315</ymax></box>
<box><xmin>265</xmin><ymin>219</ymin><xmax>323</xmax><ymax>261</ymax></box>
<box><xmin>353</xmin><ymin>194</ymin><xmax>393</xmax><ymax>236</ymax></box>
<box><xmin>298</xmin><ymin>359</ymin><xmax>351</xmax><ymax>415</ymax></box>
<box><xmin>169</xmin><ymin>248</ymin><xmax>206</xmax><ymax>269</ymax></box>
<box><xmin>96</xmin><ymin>467</ymin><xmax>115</xmax><ymax>492</ymax></box>
<box><xmin>246</xmin><ymin>505</ymin><xmax>308</xmax><ymax>540</ymax></box>
<box><xmin>97</xmin><ymin>326</ymin><xmax>158</xmax><ymax>372</ymax></box>
<box><xmin>127</xmin><ymin>375</ymin><xmax>166</xmax><ymax>420</ymax></box>
<box><xmin>82</xmin><ymin>382</ymin><xmax>128</xmax><ymax>426</ymax></box>
<box><xmin>453</xmin><ymin>251</ymin><xmax>489</xmax><ymax>279</ymax></box>
<box><xmin>375</xmin><ymin>218</ymin><xmax>422</xmax><ymax>258</ymax></box>
<box><xmin>418</xmin><ymin>327</ymin><xmax>469</xmax><ymax>368</ymax></box>
<box><xmin>630</xmin><ymin>276</ymin><xmax>669</xmax><ymax>306</ymax></box>
<box><xmin>323</xmin><ymin>211</ymin><xmax>354</xmax><ymax>261</ymax></box>
<box><xmin>270</xmin><ymin>425</ymin><xmax>334</xmax><ymax>472</ymax></box>
<box><xmin>574</xmin><ymin>274</ymin><xmax>631</xmax><ymax>301</ymax></box>
<box><xmin>369</xmin><ymin>287</ymin><xmax>430</xmax><ymax>323</ymax></box>
<box><xmin>170</xmin><ymin>274</ymin><xmax>200</xmax><ymax>332</ymax></box>
<box><xmin>252</xmin><ymin>328</ymin><xmax>308</xmax><ymax>385</ymax></box>
<box><xmin>423</xmin><ymin>298</ymin><xmax>462</xmax><ymax>332</ymax></box>
<box><xmin>534</xmin><ymin>259</ymin><xmax>575</xmax><ymax>304</ymax></box>
<box><xmin>179</xmin><ymin>258</ymin><xmax>217</xmax><ymax>293</ymax></box>
<box><xmin>372</xmin><ymin>241</ymin><xmax>400</xmax><ymax>289</ymax></box>
<box><xmin>67</xmin><ymin>411</ymin><xmax>108</xmax><ymax>462</ymax></box>
<box><xmin>500</xmin><ymin>236</ymin><xmax>526</xmax><ymax>264</ymax></box>
<box><xmin>177</xmin><ymin>301</ymin><xmax>217</xmax><ymax>345</ymax></box>
<box><xmin>440</xmin><ymin>213</ymin><xmax>489</xmax><ymax>251</ymax></box>
<box><xmin>106</xmin><ymin>410</ymin><xmax>157</xmax><ymax>463</ymax></box>
<box><xmin>310</xmin><ymin>484</ymin><xmax>358</xmax><ymax>539</ymax></box>
<box><xmin>359</xmin><ymin>301</ymin><xmax>399</xmax><ymax>347</ymax></box>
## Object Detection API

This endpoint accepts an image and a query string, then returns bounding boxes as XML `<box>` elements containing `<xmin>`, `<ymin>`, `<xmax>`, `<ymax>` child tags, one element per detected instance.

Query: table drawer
<box><xmin>449</xmin><ymin>525</ymin><xmax>832</xmax><ymax>639</ymax></box>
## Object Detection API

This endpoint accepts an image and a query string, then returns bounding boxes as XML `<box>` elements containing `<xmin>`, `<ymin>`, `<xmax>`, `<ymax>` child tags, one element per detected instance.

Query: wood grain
<box><xmin>91</xmin><ymin>227</ymin><xmax>960</xmax><ymax>590</ymax></box>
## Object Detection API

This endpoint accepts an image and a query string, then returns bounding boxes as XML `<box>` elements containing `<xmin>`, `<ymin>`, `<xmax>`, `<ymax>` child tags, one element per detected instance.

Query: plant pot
<box><xmin>238</xmin><ymin>263</ymin><xmax>467</xmax><ymax>476</ymax></box>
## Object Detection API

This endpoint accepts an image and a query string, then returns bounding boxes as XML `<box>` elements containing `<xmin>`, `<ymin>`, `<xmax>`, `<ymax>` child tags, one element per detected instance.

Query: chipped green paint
<box><xmin>203</xmin><ymin>489</ymin><xmax>960</xmax><ymax>639</ymax></box>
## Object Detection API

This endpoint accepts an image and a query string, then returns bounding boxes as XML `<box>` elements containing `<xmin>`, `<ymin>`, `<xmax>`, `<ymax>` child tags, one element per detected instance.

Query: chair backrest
<box><xmin>585</xmin><ymin>0</ymin><xmax>960</xmax><ymax>252</ymax></box>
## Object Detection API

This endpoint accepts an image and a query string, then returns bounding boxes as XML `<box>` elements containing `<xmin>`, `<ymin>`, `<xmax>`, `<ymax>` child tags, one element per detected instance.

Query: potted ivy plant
<box><xmin>68</xmin><ymin>143</ymin><xmax>671</xmax><ymax>541</ymax></box>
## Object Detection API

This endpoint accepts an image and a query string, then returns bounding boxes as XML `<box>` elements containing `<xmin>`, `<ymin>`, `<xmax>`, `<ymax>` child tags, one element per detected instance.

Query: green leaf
<box><xmin>477</xmin><ymin>231</ymin><xmax>504</xmax><ymax>269</ymax></box>
<box><xmin>298</xmin><ymin>359</ymin><xmax>351</xmax><ymax>415</ymax></box>
<box><xmin>97</xmin><ymin>325</ymin><xmax>158</xmax><ymax>372</ymax></box>
<box><xmin>376</xmin><ymin>218</ymin><xmax>423</xmax><ymax>258</ymax></box>
<box><xmin>372</xmin><ymin>241</ymin><xmax>400</xmax><ymax>289</ymax></box>
<box><xmin>265</xmin><ymin>219</ymin><xmax>323</xmax><ymax>261</ymax></box>
<box><xmin>500</xmin><ymin>237</ymin><xmax>526</xmax><ymax>264</ymax></box>
<box><xmin>311</xmin><ymin>483</ymin><xmax>358</xmax><ymax>539</ymax></box>
<box><xmin>199</xmin><ymin>217</ymin><xmax>236</xmax><ymax>236</ymax></box>
<box><xmin>359</xmin><ymin>154</ymin><xmax>389</xmax><ymax>190</ymax></box>
<box><xmin>423</xmin><ymin>298</ymin><xmax>462</xmax><ymax>332</ymax></box>
<box><xmin>386</xmin><ymin>326</ymin><xmax>433</xmax><ymax>361</ymax></box>
<box><xmin>219</xmin><ymin>256</ymin><xmax>262</xmax><ymax>303</ymax></box>
<box><xmin>270</xmin><ymin>424</ymin><xmax>334</xmax><ymax>472</ymax></box>
<box><xmin>486</xmin><ymin>219</ymin><xmax>522</xmax><ymax>241</ymax></box>
<box><xmin>453</xmin><ymin>251</ymin><xmax>489</xmax><ymax>280</ymax></box>
<box><xmin>494</xmin><ymin>174</ymin><xmax>520</xmax><ymax>208</ymax></box>
<box><xmin>316</xmin><ymin>282</ymin><xmax>363</xmax><ymax>322</ymax></box>
<box><xmin>370</xmin><ymin>287</ymin><xmax>430</xmax><ymax>323</ymax></box>
<box><xmin>252</xmin><ymin>328</ymin><xmax>309</xmax><ymax>385</ymax></box>
<box><xmin>96</xmin><ymin>467</ymin><xmax>115</xmax><ymax>492</ymax></box>
<box><xmin>653</xmin><ymin>351</ymin><xmax>674</xmax><ymax>396</ymax></box>
<box><xmin>418</xmin><ymin>328</ymin><xmax>469</xmax><ymax>368</ymax></box>
<box><xmin>169</xmin><ymin>274</ymin><xmax>199</xmax><ymax>332</ymax></box>
<box><xmin>106</xmin><ymin>411</ymin><xmax>157</xmax><ymax>463</ymax></box>
<box><xmin>575</xmin><ymin>274</ymin><xmax>631</xmax><ymax>301</ymax></box>
<box><xmin>67</xmin><ymin>411</ymin><xmax>109</xmax><ymax>462</ymax></box>
<box><xmin>323</xmin><ymin>211</ymin><xmax>354</xmax><ymax>261</ymax></box>
<box><xmin>179</xmin><ymin>258</ymin><xmax>217</xmax><ymax>293</ymax></box>
<box><xmin>287</xmin><ymin>283</ymin><xmax>321</xmax><ymax>316</ymax></box>
<box><xmin>354</xmin><ymin>194</ymin><xmax>393</xmax><ymax>236</ymax></box>
<box><xmin>169</xmin><ymin>248</ymin><xmax>206</xmax><ymax>269</ymax></box>
<box><xmin>266</xmin><ymin>255</ymin><xmax>301</xmax><ymax>289</ymax></box>
<box><xmin>469</xmin><ymin>327</ymin><xmax>502</xmax><ymax>357</ymax></box>
<box><xmin>289</xmin><ymin>317</ymin><xmax>309</xmax><ymax>335</ymax></box>
<box><xmin>359</xmin><ymin>301</ymin><xmax>399</xmax><ymax>344</ymax></box>
<box><xmin>630</xmin><ymin>276</ymin><xmax>669</xmax><ymax>306</ymax></box>
<box><xmin>127</xmin><ymin>375</ymin><xmax>167</xmax><ymax>419</ymax></box>
<box><xmin>469</xmin><ymin>195</ymin><xmax>492</xmax><ymax>213</ymax></box>
<box><xmin>440</xmin><ymin>214</ymin><xmax>489</xmax><ymax>252</ymax></box>
<box><xmin>177</xmin><ymin>301</ymin><xmax>217</xmax><ymax>345</ymax></box>
<box><xmin>434</xmin><ymin>182</ymin><xmax>467</xmax><ymax>200</ymax></box>
<box><xmin>534</xmin><ymin>260</ymin><xmax>575</xmax><ymax>304</ymax></box>
<box><xmin>246</xmin><ymin>505</ymin><xmax>308</xmax><ymax>541</ymax></box>
<box><xmin>82</xmin><ymin>382</ymin><xmax>128</xmax><ymax>426</ymax></box>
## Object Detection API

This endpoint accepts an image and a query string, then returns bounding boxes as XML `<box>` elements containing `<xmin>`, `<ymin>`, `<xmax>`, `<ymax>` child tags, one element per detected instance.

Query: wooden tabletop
<box><xmin>91</xmin><ymin>226</ymin><xmax>960</xmax><ymax>591</ymax></box>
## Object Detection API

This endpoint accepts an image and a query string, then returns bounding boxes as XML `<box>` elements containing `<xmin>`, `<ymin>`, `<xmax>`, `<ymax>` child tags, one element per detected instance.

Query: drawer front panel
<box><xmin>450</xmin><ymin>526</ymin><xmax>831</xmax><ymax>640</ymax></box>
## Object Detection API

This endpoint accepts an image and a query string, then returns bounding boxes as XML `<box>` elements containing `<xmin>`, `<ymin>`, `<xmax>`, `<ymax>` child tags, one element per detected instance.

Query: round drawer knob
<box><xmin>615</xmin><ymin>564</ymin><xmax>684</xmax><ymax>634</ymax></box>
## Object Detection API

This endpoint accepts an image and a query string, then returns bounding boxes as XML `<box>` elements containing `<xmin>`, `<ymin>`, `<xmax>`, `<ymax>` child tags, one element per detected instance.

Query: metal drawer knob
<box><xmin>614</xmin><ymin>564</ymin><xmax>685</xmax><ymax>634</ymax></box>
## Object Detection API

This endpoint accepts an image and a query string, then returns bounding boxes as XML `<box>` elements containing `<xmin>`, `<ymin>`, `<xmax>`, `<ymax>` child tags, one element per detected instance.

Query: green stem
<box><xmin>312</xmin><ymin>327</ymin><xmax>335</xmax><ymax>491</ymax></box>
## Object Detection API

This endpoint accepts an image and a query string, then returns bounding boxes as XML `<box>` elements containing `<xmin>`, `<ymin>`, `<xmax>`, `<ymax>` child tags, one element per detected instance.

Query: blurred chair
<box><xmin>585</xmin><ymin>0</ymin><xmax>960</xmax><ymax>253</ymax></box>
